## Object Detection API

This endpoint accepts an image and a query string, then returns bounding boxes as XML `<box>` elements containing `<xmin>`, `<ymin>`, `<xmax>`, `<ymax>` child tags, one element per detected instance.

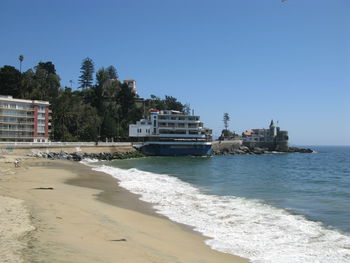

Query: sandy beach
<box><xmin>0</xmin><ymin>155</ymin><xmax>249</xmax><ymax>263</ymax></box>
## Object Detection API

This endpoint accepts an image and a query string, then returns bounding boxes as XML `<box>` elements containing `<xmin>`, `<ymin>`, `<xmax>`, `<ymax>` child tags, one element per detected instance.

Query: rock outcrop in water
<box><xmin>212</xmin><ymin>141</ymin><xmax>313</xmax><ymax>155</ymax></box>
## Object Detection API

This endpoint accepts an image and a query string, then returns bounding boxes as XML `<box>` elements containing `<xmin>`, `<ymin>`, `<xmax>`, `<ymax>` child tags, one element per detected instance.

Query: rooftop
<box><xmin>0</xmin><ymin>95</ymin><xmax>50</xmax><ymax>105</ymax></box>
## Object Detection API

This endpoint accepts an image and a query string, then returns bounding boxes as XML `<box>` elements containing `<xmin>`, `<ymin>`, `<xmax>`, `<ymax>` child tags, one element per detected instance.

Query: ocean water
<box><xmin>87</xmin><ymin>146</ymin><xmax>350</xmax><ymax>263</ymax></box>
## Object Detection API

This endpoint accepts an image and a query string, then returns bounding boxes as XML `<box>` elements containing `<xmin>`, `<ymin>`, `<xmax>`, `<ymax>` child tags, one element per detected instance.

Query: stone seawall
<box><xmin>0</xmin><ymin>143</ymin><xmax>136</xmax><ymax>157</ymax></box>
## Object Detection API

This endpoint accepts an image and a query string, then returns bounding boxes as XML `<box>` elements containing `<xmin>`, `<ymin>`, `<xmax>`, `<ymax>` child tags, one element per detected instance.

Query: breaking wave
<box><xmin>91</xmin><ymin>164</ymin><xmax>350</xmax><ymax>263</ymax></box>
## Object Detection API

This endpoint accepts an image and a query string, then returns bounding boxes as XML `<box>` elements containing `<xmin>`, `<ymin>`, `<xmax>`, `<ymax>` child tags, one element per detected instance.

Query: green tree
<box><xmin>51</xmin><ymin>87</ymin><xmax>100</xmax><ymax>141</ymax></box>
<box><xmin>118</xmin><ymin>83</ymin><xmax>136</xmax><ymax>119</ymax></box>
<box><xmin>51</xmin><ymin>88</ymin><xmax>77</xmax><ymax>141</ymax></box>
<box><xmin>144</xmin><ymin>95</ymin><xmax>186</xmax><ymax>115</ymax></box>
<box><xmin>19</xmin><ymin>69</ymin><xmax>35</xmax><ymax>98</ymax></box>
<box><xmin>106</xmin><ymin>65</ymin><xmax>118</xmax><ymax>80</ymax></box>
<box><xmin>37</xmin><ymin>61</ymin><xmax>56</xmax><ymax>75</ymax></box>
<box><xmin>0</xmin><ymin>66</ymin><xmax>22</xmax><ymax>97</ymax></box>
<box><xmin>96</xmin><ymin>67</ymin><xmax>109</xmax><ymax>86</ymax></box>
<box><xmin>164</xmin><ymin>96</ymin><xmax>184</xmax><ymax>111</ymax></box>
<box><xmin>93</xmin><ymin>67</ymin><xmax>120</xmax><ymax>119</ymax></box>
<box><xmin>146</xmin><ymin>95</ymin><xmax>164</xmax><ymax>111</ymax></box>
<box><xmin>79</xmin><ymin>57</ymin><xmax>94</xmax><ymax>89</ymax></box>
<box><xmin>90</xmin><ymin>67</ymin><xmax>110</xmax><ymax>109</ymax></box>
<box><xmin>223</xmin><ymin>113</ymin><xmax>230</xmax><ymax>131</ymax></box>
<box><xmin>27</xmin><ymin>63</ymin><xmax>60</xmax><ymax>101</ymax></box>
<box><xmin>1</xmin><ymin>58</ymin><xmax>188</xmax><ymax>142</ymax></box>
<box><xmin>19</xmin><ymin>55</ymin><xmax>24</xmax><ymax>73</ymax></box>
<box><xmin>76</xmin><ymin>104</ymin><xmax>100</xmax><ymax>141</ymax></box>
<box><xmin>100</xmin><ymin>110</ymin><xmax>118</xmax><ymax>140</ymax></box>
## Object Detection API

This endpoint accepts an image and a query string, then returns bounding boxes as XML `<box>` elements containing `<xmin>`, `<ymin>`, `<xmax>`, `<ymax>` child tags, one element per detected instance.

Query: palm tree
<box><xmin>19</xmin><ymin>55</ymin><xmax>24</xmax><ymax>73</ymax></box>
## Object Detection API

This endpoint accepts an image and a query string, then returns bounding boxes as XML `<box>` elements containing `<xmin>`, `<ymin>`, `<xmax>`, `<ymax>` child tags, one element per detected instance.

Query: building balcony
<box><xmin>158</xmin><ymin>119</ymin><xmax>200</xmax><ymax>123</ymax></box>
<box><xmin>0</xmin><ymin>106</ymin><xmax>34</xmax><ymax>111</ymax></box>
<box><xmin>0</xmin><ymin>128</ymin><xmax>34</xmax><ymax>132</ymax></box>
<box><xmin>0</xmin><ymin>113</ymin><xmax>34</xmax><ymax>118</ymax></box>
<box><xmin>158</xmin><ymin>134</ymin><xmax>206</xmax><ymax>138</ymax></box>
<box><xmin>0</xmin><ymin>121</ymin><xmax>34</xmax><ymax>125</ymax></box>
<box><xmin>158</xmin><ymin>126</ymin><xmax>204</xmax><ymax>130</ymax></box>
<box><xmin>0</xmin><ymin>135</ymin><xmax>34</xmax><ymax>139</ymax></box>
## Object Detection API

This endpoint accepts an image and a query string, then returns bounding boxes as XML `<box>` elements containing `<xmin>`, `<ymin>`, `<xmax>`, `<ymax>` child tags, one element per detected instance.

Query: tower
<box><xmin>269</xmin><ymin>120</ymin><xmax>276</xmax><ymax>137</ymax></box>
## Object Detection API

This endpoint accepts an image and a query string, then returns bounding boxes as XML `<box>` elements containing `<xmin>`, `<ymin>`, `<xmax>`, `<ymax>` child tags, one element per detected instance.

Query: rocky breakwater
<box><xmin>29</xmin><ymin>151</ymin><xmax>145</xmax><ymax>161</ymax></box>
<box><xmin>212</xmin><ymin>141</ymin><xmax>313</xmax><ymax>155</ymax></box>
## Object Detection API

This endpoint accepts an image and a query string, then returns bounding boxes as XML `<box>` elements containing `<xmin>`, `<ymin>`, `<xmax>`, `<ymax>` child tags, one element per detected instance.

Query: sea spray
<box><xmin>91</xmin><ymin>164</ymin><xmax>350</xmax><ymax>263</ymax></box>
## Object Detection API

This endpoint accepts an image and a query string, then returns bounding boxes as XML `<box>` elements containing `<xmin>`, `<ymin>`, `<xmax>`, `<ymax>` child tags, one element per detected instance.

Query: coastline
<box><xmin>0</xmin><ymin>155</ymin><xmax>249</xmax><ymax>263</ymax></box>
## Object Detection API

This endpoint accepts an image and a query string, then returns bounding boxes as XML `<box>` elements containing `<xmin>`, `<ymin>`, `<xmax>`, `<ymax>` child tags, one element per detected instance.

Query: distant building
<box><xmin>242</xmin><ymin>120</ymin><xmax>289</xmax><ymax>151</ymax></box>
<box><xmin>123</xmin><ymin>79</ymin><xmax>137</xmax><ymax>94</ymax></box>
<box><xmin>0</xmin><ymin>95</ymin><xmax>51</xmax><ymax>142</ymax></box>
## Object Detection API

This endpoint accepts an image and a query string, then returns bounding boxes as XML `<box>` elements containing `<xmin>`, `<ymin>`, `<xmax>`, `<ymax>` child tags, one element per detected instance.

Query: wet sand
<box><xmin>0</xmin><ymin>156</ymin><xmax>249</xmax><ymax>262</ymax></box>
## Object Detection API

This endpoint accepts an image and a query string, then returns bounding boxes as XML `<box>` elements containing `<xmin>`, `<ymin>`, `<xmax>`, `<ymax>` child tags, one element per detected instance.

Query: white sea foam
<box><xmin>80</xmin><ymin>158</ymin><xmax>100</xmax><ymax>166</ymax></box>
<box><xmin>92</xmin><ymin>164</ymin><xmax>350</xmax><ymax>263</ymax></box>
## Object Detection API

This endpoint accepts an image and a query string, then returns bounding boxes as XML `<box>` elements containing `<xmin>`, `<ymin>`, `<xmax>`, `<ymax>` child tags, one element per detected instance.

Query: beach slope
<box><xmin>0</xmin><ymin>157</ymin><xmax>249</xmax><ymax>263</ymax></box>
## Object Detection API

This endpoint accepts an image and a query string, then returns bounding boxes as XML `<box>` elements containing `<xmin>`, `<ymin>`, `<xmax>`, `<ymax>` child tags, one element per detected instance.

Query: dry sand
<box><xmin>0</xmin><ymin>155</ymin><xmax>249</xmax><ymax>263</ymax></box>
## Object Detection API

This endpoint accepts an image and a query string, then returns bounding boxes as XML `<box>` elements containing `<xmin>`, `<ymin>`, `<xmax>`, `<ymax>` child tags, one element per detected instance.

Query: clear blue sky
<box><xmin>1</xmin><ymin>0</ymin><xmax>349</xmax><ymax>145</ymax></box>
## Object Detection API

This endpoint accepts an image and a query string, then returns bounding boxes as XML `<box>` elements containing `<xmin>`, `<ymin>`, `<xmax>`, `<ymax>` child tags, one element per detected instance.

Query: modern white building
<box><xmin>129</xmin><ymin>110</ymin><xmax>212</xmax><ymax>155</ymax></box>
<box><xmin>0</xmin><ymin>95</ymin><xmax>51</xmax><ymax>142</ymax></box>
<box><xmin>129</xmin><ymin>110</ymin><xmax>212</xmax><ymax>141</ymax></box>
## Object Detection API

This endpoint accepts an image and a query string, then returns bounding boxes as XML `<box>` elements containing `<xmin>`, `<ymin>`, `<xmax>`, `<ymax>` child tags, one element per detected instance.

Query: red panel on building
<box><xmin>45</xmin><ymin>107</ymin><xmax>49</xmax><ymax>138</ymax></box>
<box><xmin>33</xmin><ymin>105</ymin><xmax>38</xmax><ymax>138</ymax></box>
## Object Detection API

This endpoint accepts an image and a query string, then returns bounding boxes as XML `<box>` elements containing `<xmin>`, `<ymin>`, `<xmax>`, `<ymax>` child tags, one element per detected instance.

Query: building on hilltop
<box><xmin>242</xmin><ymin>120</ymin><xmax>289</xmax><ymax>151</ymax></box>
<box><xmin>0</xmin><ymin>95</ymin><xmax>51</xmax><ymax>142</ymax></box>
<box><xmin>123</xmin><ymin>79</ymin><xmax>137</xmax><ymax>94</ymax></box>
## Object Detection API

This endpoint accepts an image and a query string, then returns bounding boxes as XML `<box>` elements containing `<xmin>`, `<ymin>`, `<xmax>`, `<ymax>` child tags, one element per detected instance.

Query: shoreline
<box><xmin>0</xmin><ymin>155</ymin><xmax>249</xmax><ymax>262</ymax></box>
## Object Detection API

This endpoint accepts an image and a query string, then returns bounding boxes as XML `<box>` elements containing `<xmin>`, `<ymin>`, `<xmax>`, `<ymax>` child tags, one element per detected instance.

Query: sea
<box><xmin>85</xmin><ymin>146</ymin><xmax>350</xmax><ymax>263</ymax></box>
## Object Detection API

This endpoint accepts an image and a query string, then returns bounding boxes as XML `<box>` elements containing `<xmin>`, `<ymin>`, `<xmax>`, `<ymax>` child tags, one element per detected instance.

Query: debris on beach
<box><xmin>110</xmin><ymin>239</ymin><xmax>127</xmax><ymax>242</ymax></box>
<box><xmin>33</xmin><ymin>187</ymin><xmax>54</xmax><ymax>190</ymax></box>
